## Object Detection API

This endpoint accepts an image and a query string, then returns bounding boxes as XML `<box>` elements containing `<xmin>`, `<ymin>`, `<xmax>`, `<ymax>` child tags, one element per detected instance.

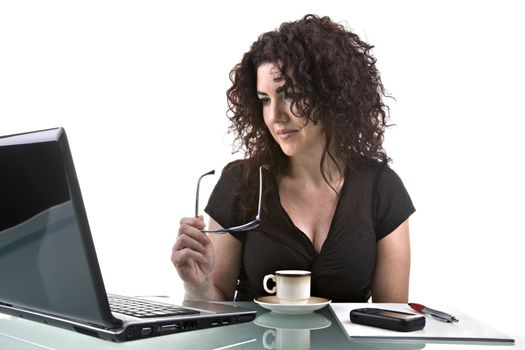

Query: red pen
<box><xmin>409</xmin><ymin>303</ymin><xmax>459</xmax><ymax>323</ymax></box>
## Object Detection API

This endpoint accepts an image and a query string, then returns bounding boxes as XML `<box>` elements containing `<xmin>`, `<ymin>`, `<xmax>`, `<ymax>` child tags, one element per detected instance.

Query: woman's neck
<box><xmin>287</xmin><ymin>151</ymin><xmax>344</xmax><ymax>188</ymax></box>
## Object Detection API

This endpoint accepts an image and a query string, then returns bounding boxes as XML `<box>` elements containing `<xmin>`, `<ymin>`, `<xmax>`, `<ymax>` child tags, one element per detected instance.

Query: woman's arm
<box><xmin>371</xmin><ymin>219</ymin><xmax>411</xmax><ymax>303</ymax></box>
<box><xmin>207</xmin><ymin>217</ymin><xmax>242</xmax><ymax>301</ymax></box>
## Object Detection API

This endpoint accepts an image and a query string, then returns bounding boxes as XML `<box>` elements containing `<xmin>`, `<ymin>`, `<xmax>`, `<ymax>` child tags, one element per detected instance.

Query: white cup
<box><xmin>263</xmin><ymin>270</ymin><xmax>311</xmax><ymax>303</ymax></box>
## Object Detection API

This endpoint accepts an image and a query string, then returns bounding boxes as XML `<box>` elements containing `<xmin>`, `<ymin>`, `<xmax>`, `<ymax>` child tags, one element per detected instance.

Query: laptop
<box><xmin>0</xmin><ymin>127</ymin><xmax>256</xmax><ymax>342</ymax></box>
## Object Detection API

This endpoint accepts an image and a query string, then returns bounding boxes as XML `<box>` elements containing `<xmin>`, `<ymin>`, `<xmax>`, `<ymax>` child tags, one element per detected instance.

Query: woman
<box><xmin>172</xmin><ymin>14</ymin><xmax>414</xmax><ymax>303</ymax></box>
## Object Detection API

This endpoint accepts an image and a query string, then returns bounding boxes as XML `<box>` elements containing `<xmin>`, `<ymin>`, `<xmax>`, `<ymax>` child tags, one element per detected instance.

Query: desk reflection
<box><xmin>252</xmin><ymin>306</ymin><xmax>426</xmax><ymax>350</ymax></box>
<box><xmin>254</xmin><ymin>312</ymin><xmax>331</xmax><ymax>349</ymax></box>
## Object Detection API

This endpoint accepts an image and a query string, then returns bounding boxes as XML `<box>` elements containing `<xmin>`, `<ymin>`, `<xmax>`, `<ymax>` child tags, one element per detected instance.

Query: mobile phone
<box><xmin>350</xmin><ymin>308</ymin><xmax>425</xmax><ymax>332</ymax></box>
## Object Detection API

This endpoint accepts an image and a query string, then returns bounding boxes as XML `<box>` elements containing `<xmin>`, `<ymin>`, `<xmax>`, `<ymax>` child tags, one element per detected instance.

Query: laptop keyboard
<box><xmin>108</xmin><ymin>294</ymin><xmax>199</xmax><ymax>318</ymax></box>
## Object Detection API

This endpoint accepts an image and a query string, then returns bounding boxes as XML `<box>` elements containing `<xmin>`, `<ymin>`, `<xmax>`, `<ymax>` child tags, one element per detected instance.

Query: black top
<box><xmin>205</xmin><ymin>161</ymin><xmax>415</xmax><ymax>302</ymax></box>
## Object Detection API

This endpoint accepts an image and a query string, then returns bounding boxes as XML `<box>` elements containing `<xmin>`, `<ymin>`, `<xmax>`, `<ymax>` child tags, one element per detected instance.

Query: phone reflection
<box><xmin>254</xmin><ymin>312</ymin><xmax>331</xmax><ymax>350</ymax></box>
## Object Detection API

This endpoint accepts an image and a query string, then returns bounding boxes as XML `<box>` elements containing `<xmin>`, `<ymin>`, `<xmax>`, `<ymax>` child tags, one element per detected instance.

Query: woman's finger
<box><xmin>171</xmin><ymin>247</ymin><xmax>207</xmax><ymax>267</ymax></box>
<box><xmin>178</xmin><ymin>222</ymin><xmax>210</xmax><ymax>246</ymax></box>
<box><xmin>179</xmin><ymin>216</ymin><xmax>206</xmax><ymax>229</ymax></box>
<box><xmin>173</xmin><ymin>233</ymin><xmax>208</xmax><ymax>255</ymax></box>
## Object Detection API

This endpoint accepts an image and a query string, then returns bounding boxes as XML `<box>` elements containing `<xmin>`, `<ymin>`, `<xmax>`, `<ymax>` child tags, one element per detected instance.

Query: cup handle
<box><xmin>263</xmin><ymin>274</ymin><xmax>276</xmax><ymax>294</ymax></box>
<box><xmin>262</xmin><ymin>329</ymin><xmax>276</xmax><ymax>349</ymax></box>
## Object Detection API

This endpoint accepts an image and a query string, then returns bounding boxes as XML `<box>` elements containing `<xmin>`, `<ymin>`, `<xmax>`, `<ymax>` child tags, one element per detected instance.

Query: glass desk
<box><xmin>0</xmin><ymin>302</ymin><xmax>518</xmax><ymax>349</ymax></box>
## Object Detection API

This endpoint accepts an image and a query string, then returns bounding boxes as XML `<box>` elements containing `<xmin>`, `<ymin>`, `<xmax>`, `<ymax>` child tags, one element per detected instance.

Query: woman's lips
<box><xmin>276</xmin><ymin>129</ymin><xmax>299</xmax><ymax>140</ymax></box>
<box><xmin>276</xmin><ymin>129</ymin><xmax>298</xmax><ymax>140</ymax></box>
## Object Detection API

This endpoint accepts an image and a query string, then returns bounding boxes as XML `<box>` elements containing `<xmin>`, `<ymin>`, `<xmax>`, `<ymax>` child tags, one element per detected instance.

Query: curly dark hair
<box><xmin>225</xmin><ymin>14</ymin><xmax>391</xmax><ymax>221</ymax></box>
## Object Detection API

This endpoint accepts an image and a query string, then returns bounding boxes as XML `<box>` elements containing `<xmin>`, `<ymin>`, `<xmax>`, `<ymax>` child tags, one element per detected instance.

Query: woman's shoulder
<box><xmin>214</xmin><ymin>159</ymin><xmax>255</xmax><ymax>188</ymax></box>
<box><xmin>221</xmin><ymin>159</ymin><xmax>247</xmax><ymax>178</ymax></box>
<box><xmin>349</xmin><ymin>159</ymin><xmax>389</xmax><ymax>177</ymax></box>
<box><xmin>206</xmin><ymin>160</ymin><xmax>246</xmax><ymax>207</ymax></box>
<box><xmin>348</xmin><ymin>160</ymin><xmax>405</xmax><ymax>189</ymax></box>
<box><xmin>223</xmin><ymin>159</ymin><xmax>245</xmax><ymax>171</ymax></box>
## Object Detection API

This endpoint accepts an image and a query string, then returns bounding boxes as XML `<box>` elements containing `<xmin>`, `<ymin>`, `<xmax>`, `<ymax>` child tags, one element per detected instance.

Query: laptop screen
<box><xmin>0</xmin><ymin>128</ymin><xmax>117</xmax><ymax>328</ymax></box>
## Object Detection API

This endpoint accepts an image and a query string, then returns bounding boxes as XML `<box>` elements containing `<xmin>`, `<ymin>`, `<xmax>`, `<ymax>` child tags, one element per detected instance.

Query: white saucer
<box><xmin>254</xmin><ymin>296</ymin><xmax>331</xmax><ymax>315</ymax></box>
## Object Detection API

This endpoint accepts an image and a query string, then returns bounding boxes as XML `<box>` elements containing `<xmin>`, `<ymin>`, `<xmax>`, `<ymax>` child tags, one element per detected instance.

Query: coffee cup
<box><xmin>263</xmin><ymin>270</ymin><xmax>311</xmax><ymax>303</ymax></box>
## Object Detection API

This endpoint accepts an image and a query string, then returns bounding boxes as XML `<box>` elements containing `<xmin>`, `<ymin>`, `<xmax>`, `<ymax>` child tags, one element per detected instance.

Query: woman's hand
<box><xmin>171</xmin><ymin>215</ymin><xmax>215</xmax><ymax>294</ymax></box>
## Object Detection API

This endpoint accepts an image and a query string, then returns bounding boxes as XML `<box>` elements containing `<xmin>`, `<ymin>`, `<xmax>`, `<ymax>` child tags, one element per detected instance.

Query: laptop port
<box><xmin>182</xmin><ymin>321</ymin><xmax>197</xmax><ymax>330</ymax></box>
<box><xmin>159</xmin><ymin>323</ymin><xmax>179</xmax><ymax>333</ymax></box>
<box><xmin>211</xmin><ymin>319</ymin><xmax>220</xmax><ymax>326</ymax></box>
<box><xmin>140</xmin><ymin>327</ymin><xmax>153</xmax><ymax>336</ymax></box>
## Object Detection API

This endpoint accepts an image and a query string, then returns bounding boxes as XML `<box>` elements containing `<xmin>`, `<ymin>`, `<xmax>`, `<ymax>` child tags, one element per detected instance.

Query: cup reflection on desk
<box><xmin>263</xmin><ymin>270</ymin><xmax>311</xmax><ymax>304</ymax></box>
<box><xmin>263</xmin><ymin>328</ymin><xmax>310</xmax><ymax>350</ymax></box>
<box><xmin>256</xmin><ymin>312</ymin><xmax>331</xmax><ymax>350</ymax></box>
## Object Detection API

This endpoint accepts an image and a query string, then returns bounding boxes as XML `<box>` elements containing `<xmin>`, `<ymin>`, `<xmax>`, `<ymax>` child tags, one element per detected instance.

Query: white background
<box><xmin>1</xmin><ymin>0</ymin><xmax>524</xmax><ymax>342</ymax></box>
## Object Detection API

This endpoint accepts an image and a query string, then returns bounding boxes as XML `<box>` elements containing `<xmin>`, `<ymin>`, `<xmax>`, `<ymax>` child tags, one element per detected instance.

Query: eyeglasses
<box><xmin>195</xmin><ymin>165</ymin><xmax>267</xmax><ymax>233</ymax></box>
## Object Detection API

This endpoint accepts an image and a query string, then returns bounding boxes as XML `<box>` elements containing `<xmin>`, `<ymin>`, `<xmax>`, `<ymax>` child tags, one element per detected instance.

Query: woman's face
<box><xmin>256</xmin><ymin>63</ymin><xmax>324</xmax><ymax>159</ymax></box>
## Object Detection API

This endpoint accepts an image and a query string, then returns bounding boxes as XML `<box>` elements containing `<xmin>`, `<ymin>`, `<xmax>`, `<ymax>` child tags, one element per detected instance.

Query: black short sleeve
<box><xmin>204</xmin><ymin>162</ymin><xmax>245</xmax><ymax>241</ymax></box>
<box><xmin>374</xmin><ymin>166</ymin><xmax>415</xmax><ymax>240</ymax></box>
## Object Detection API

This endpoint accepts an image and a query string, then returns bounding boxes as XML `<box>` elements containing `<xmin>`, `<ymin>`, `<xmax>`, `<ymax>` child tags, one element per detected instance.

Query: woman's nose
<box><xmin>268</xmin><ymin>100</ymin><xmax>288</xmax><ymax>122</ymax></box>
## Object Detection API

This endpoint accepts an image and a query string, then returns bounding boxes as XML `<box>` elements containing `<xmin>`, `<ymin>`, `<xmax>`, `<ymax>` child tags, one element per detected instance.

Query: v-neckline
<box><xmin>275</xmin><ymin>171</ymin><xmax>349</xmax><ymax>256</ymax></box>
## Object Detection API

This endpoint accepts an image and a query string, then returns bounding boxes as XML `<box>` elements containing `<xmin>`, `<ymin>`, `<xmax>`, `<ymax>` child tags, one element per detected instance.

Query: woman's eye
<box><xmin>259</xmin><ymin>97</ymin><xmax>270</xmax><ymax>105</ymax></box>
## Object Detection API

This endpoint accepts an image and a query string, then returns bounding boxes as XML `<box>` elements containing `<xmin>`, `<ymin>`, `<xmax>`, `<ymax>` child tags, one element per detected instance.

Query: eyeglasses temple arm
<box><xmin>256</xmin><ymin>165</ymin><xmax>268</xmax><ymax>220</ymax></box>
<box><xmin>195</xmin><ymin>170</ymin><xmax>215</xmax><ymax>218</ymax></box>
